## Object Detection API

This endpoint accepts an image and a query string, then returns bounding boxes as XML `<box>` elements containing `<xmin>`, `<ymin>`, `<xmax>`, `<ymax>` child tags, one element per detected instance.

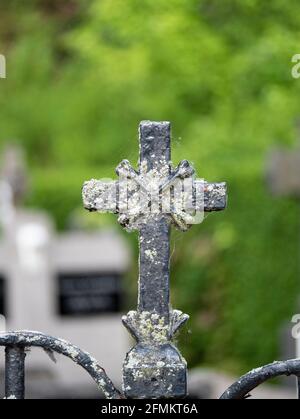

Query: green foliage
<box><xmin>1</xmin><ymin>0</ymin><xmax>300</xmax><ymax>373</ymax></box>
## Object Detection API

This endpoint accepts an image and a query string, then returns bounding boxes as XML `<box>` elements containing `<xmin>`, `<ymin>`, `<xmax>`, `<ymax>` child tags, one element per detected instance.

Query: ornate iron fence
<box><xmin>1</xmin><ymin>121</ymin><xmax>299</xmax><ymax>399</ymax></box>
<box><xmin>1</xmin><ymin>330</ymin><xmax>300</xmax><ymax>398</ymax></box>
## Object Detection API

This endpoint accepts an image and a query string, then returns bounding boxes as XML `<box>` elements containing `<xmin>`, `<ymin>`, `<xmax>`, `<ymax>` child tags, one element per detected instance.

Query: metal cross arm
<box><xmin>82</xmin><ymin>121</ymin><xmax>227</xmax><ymax>399</ymax></box>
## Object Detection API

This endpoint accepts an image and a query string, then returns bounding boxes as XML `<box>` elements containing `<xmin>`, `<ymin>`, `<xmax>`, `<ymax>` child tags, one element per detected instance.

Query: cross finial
<box><xmin>83</xmin><ymin>121</ymin><xmax>227</xmax><ymax>398</ymax></box>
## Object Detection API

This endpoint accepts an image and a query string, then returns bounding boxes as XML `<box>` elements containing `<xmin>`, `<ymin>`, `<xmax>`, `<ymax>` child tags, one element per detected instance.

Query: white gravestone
<box><xmin>0</xmin><ymin>145</ymin><xmax>131</xmax><ymax>397</ymax></box>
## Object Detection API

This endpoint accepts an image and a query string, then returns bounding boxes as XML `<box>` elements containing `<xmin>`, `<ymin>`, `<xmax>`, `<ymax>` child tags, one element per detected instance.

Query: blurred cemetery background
<box><xmin>1</xmin><ymin>0</ymin><xmax>300</xmax><ymax>398</ymax></box>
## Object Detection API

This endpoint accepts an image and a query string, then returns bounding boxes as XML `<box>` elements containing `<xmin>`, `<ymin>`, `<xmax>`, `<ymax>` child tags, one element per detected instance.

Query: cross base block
<box><xmin>123</xmin><ymin>343</ymin><xmax>187</xmax><ymax>399</ymax></box>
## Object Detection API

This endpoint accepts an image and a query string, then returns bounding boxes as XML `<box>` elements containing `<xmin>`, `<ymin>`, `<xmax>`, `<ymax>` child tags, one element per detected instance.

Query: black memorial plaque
<box><xmin>57</xmin><ymin>272</ymin><xmax>122</xmax><ymax>316</ymax></box>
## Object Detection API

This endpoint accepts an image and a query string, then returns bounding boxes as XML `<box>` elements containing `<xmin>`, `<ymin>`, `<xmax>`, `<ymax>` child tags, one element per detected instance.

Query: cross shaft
<box><xmin>138</xmin><ymin>122</ymin><xmax>171</xmax><ymax>320</ymax></box>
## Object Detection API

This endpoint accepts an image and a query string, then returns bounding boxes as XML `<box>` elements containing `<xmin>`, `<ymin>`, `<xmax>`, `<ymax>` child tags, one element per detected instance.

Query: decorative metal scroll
<box><xmin>220</xmin><ymin>359</ymin><xmax>300</xmax><ymax>399</ymax></box>
<box><xmin>0</xmin><ymin>331</ymin><xmax>122</xmax><ymax>399</ymax></box>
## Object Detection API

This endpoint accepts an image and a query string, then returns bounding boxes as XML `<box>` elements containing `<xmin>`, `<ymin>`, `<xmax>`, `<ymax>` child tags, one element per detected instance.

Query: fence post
<box><xmin>5</xmin><ymin>346</ymin><xmax>25</xmax><ymax>399</ymax></box>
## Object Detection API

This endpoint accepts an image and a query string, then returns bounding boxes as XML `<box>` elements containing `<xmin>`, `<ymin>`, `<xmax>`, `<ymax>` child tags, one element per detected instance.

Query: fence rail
<box><xmin>1</xmin><ymin>330</ymin><xmax>300</xmax><ymax>399</ymax></box>
<box><xmin>220</xmin><ymin>359</ymin><xmax>300</xmax><ymax>399</ymax></box>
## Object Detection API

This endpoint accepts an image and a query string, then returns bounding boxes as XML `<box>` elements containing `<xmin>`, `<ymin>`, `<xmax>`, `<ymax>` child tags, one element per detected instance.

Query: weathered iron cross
<box><xmin>82</xmin><ymin>121</ymin><xmax>227</xmax><ymax>398</ymax></box>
